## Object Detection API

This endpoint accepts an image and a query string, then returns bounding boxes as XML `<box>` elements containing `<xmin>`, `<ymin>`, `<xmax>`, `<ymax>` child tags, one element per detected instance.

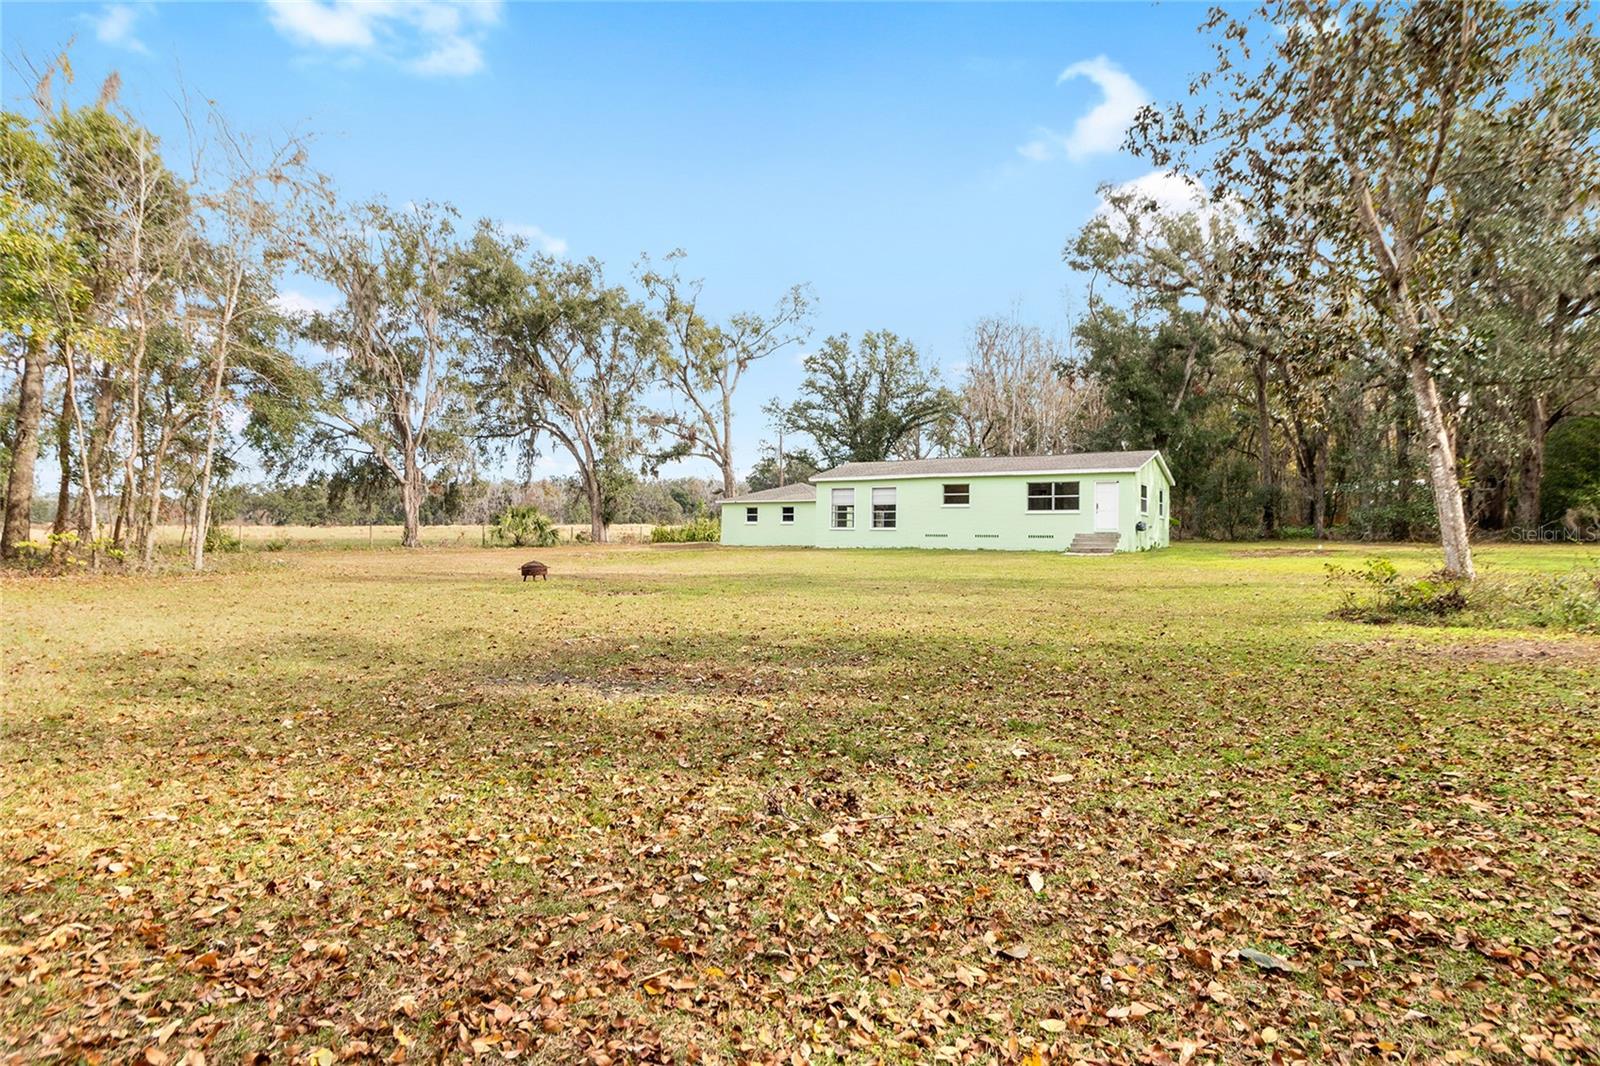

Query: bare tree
<box><xmin>951</xmin><ymin>312</ymin><xmax>1105</xmax><ymax>457</ymax></box>
<box><xmin>184</xmin><ymin>107</ymin><xmax>315</xmax><ymax>569</ymax></box>
<box><xmin>639</xmin><ymin>252</ymin><xmax>812</xmax><ymax>498</ymax></box>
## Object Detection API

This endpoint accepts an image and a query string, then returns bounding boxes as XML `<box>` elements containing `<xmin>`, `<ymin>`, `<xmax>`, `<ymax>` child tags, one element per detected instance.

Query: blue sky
<box><xmin>3</xmin><ymin>1</ymin><xmax>1211</xmax><ymax>482</ymax></box>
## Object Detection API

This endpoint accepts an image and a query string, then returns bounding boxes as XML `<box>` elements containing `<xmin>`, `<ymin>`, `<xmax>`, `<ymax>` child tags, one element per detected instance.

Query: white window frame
<box><xmin>871</xmin><ymin>487</ymin><xmax>897</xmax><ymax>529</ymax></box>
<box><xmin>1140</xmin><ymin>484</ymin><xmax>1149</xmax><ymax>514</ymax></box>
<box><xmin>1025</xmin><ymin>480</ymin><xmax>1081</xmax><ymax>513</ymax></box>
<box><xmin>1159</xmin><ymin>488</ymin><xmax>1165</xmax><ymax>517</ymax></box>
<box><xmin>942</xmin><ymin>483</ymin><xmax>970</xmax><ymax>507</ymax></box>
<box><xmin>745</xmin><ymin>506</ymin><xmax>758</xmax><ymax>524</ymax></box>
<box><xmin>780</xmin><ymin>505</ymin><xmax>795</xmax><ymax>524</ymax></box>
<box><xmin>831</xmin><ymin>488</ymin><xmax>855</xmax><ymax>530</ymax></box>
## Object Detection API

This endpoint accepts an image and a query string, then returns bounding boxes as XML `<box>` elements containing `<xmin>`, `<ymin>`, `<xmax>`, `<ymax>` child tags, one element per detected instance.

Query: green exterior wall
<box><xmin>720</xmin><ymin>500</ymin><xmax>817</xmax><ymax>546</ymax></box>
<box><xmin>810</xmin><ymin>456</ymin><xmax>1171</xmax><ymax>552</ymax></box>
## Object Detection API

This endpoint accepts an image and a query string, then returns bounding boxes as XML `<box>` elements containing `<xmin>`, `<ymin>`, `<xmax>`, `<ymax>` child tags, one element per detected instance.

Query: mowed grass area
<box><xmin>3</xmin><ymin>543</ymin><xmax>1598</xmax><ymax>1064</ymax></box>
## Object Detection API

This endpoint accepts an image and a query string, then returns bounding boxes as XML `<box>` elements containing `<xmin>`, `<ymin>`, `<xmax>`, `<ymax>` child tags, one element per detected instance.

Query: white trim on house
<box><xmin>813</xmin><ymin>465</ymin><xmax>1155</xmax><ymax>483</ymax></box>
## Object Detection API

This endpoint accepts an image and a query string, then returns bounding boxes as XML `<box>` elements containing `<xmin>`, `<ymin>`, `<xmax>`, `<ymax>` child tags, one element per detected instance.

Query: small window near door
<box><xmin>871</xmin><ymin>487</ymin><xmax>897</xmax><ymax>528</ymax></box>
<box><xmin>1026</xmin><ymin>481</ymin><xmax>1080</xmax><ymax>512</ymax></box>
<box><xmin>1141</xmin><ymin>484</ymin><xmax>1149</xmax><ymax>514</ymax></box>
<box><xmin>943</xmin><ymin>483</ymin><xmax>970</xmax><ymax>506</ymax></box>
<box><xmin>745</xmin><ymin>507</ymin><xmax>758</xmax><ymax>524</ymax></box>
<box><xmin>781</xmin><ymin>505</ymin><xmax>795</xmax><ymax>524</ymax></box>
<box><xmin>831</xmin><ymin>488</ymin><xmax>854</xmax><ymax>529</ymax></box>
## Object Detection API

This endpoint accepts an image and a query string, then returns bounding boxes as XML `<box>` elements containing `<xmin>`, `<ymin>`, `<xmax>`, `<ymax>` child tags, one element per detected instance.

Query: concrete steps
<box><xmin>1067</xmin><ymin>531</ymin><xmax>1120</xmax><ymax>555</ymax></box>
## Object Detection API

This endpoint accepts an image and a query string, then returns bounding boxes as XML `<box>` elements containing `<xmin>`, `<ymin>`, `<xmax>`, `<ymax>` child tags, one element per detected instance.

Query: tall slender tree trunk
<box><xmin>51</xmin><ymin>412</ymin><xmax>71</xmax><ymax>539</ymax></box>
<box><xmin>1391</xmin><ymin>375</ymin><xmax>1412</xmax><ymax>541</ymax></box>
<box><xmin>2</xmin><ymin>332</ymin><xmax>48</xmax><ymax>559</ymax></box>
<box><xmin>76</xmin><ymin>365</ymin><xmax>113</xmax><ymax>540</ymax></box>
<box><xmin>190</xmin><ymin>338</ymin><xmax>232</xmax><ymax>571</ymax></box>
<box><xmin>1253</xmin><ymin>351</ymin><xmax>1277</xmax><ymax>538</ymax></box>
<box><xmin>138</xmin><ymin>429</ymin><xmax>170</xmax><ymax>570</ymax></box>
<box><xmin>1515</xmin><ymin>393</ymin><xmax>1548</xmax><ymax>533</ymax></box>
<box><xmin>1408</xmin><ymin>346</ymin><xmax>1474</xmax><ymax>577</ymax></box>
<box><xmin>1311</xmin><ymin>432</ymin><xmax>1328</xmax><ymax>539</ymax></box>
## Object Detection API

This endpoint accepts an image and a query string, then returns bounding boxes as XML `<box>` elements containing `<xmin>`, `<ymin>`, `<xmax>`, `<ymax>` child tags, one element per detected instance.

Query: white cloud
<box><xmin>1017</xmin><ymin>55</ymin><xmax>1148</xmax><ymax>163</ymax></box>
<box><xmin>1092</xmin><ymin>169</ymin><xmax>1246</xmax><ymax>244</ymax></box>
<box><xmin>273</xmin><ymin>289</ymin><xmax>339</xmax><ymax>317</ymax></box>
<box><xmin>1100</xmin><ymin>169</ymin><xmax>1208</xmax><ymax>217</ymax></box>
<box><xmin>263</xmin><ymin>0</ymin><xmax>503</xmax><ymax>78</ymax></box>
<box><xmin>88</xmin><ymin>3</ymin><xmax>149</xmax><ymax>53</ymax></box>
<box><xmin>506</xmin><ymin>223</ymin><xmax>568</xmax><ymax>257</ymax></box>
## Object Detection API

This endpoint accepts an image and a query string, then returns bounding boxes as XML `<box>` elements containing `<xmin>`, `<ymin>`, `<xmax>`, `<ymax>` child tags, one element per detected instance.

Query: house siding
<box><xmin>813</xmin><ymin>457</ymin><xmax>1171</xmax><ymax>552</ymax></box>
<box><xmin>720</xmin><ymin>501</ymin><xmax>816</xmax><ymax>546</ymax></box>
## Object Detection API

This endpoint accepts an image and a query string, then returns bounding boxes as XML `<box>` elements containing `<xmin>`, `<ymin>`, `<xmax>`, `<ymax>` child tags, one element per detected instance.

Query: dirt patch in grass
<box><xmin>1439</xmin><ymin>636</ymin><xmax>1600</xmax><ymax>664</ymax></box>
<box><xmin>1228</xmin><ymin>547</ymin><xmax>1331</xmax><ymax>557</ymax></box>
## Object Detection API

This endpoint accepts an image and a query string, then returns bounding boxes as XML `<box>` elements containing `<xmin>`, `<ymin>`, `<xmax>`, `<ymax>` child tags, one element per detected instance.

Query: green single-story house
<box><xmin>720</xmin><ymin>450</ymin><xmax>1173</xmax><ymax>552</ymax></box>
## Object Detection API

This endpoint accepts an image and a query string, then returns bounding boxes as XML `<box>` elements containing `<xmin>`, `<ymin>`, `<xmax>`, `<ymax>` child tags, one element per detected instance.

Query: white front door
<box><xmin>1093</xmin><ymin>481</ymin><xmax>1120</xmax><ymax>531</ymax></box>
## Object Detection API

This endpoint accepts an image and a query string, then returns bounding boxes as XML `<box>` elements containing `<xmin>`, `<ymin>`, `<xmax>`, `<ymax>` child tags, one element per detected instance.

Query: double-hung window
<box><xmin>871</xmin><ymin>487</ymin><xmax>897</xmax><ymax>529</ymax></box>
<box><xmin>1026</xmin><ymin>481</ymin><xmax>1080</xmax><ymax>512</ymax></box>
<box><xmin>1159</xmin><ymin>488</ymin><xmax>1165</xmax><ymax>517</ymax></box>
<box><xmin>745</xmin><ymin>506</ymin><xmax>758</xmax><ymax>524</ymax></box>
<box><xmin>1140</xmin><ymin>485</ymin><xmax>1149</xmax><ymax>514</ymax></box>
<box><xmin>831</xmin><ymin>488</ymin><xmax>855</xmax><ymax>529</ymax></box>
<box><xmin>942</xmin><ymin>483</ymin><xmax>970</xmax><ymax>506</ymax></box>
<box><xmin>781</xmin><ymin>505</ymin><xmax>795</xmax><ymax>524</ymax></box>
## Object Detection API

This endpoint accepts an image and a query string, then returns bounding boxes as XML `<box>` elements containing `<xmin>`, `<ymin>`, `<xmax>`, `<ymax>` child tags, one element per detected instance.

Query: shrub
<box><xmin>651</xmin><ymin>517</ymin><xmax>720</xmax><ymax>543</ymax></box>
<box><xmin>489</xmin><ymin>506</ymin><xmax>560</xmax><ymax>548</ymax></box>
<box><xmin>1327</xmin><ymin>556</ymin><xmax>1600</xmax><ymax>633</ymax></box>
<box><xmin>1327</xmin><ymin>557</ymin><xmax>1469</xmax><ymax>623</ymax></box>
<box><xmin>205</xmin><ymin>526</ymin><xmax>243</xmax><ymax>554</ymax></box>
<box><xmin>1521</xmin><ymin>570</ymin><xmax>1600</xmax><ymax>633</ymax></box>
<box><xmin>262</xmin><ymin>536</ymin><xmax>290</xmax><ymax>552</ymax></box>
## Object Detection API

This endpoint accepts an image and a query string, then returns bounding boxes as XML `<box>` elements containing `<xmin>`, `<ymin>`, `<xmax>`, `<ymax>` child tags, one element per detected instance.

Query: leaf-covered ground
<box><xmin>3</xmin><ymin>543</ymin><xmax>1598</xmax><ymax>1065</ymax></box>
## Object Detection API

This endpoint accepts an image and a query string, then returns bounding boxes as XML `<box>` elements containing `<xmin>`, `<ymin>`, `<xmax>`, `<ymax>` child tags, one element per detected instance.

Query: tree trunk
<box><xmin>1514</xmin><ymin>393</ymin><xmax>1548</xmax><ymax>533</ymax></box>
<box><xmin>1392</xmin><ymin>375</ymin><xmax>1412</xmax><ymax>541</ymax></box>
<box><xmin>1311</xmin><ymin>432</ymin><xmax>1328</xmax><ymax>539</ymax></box>
<box><xmin>76</xmin><ymin>365</ymin><xmax>114</xmax><ymax>540</ymax></box>
<box><xmin>190</xmin><ymin>343</ymin><xmax>231</xmax><ymax>571</ymax></box>
<box><xmin>1408</xmin><ymin>346</ymin><xmax>1474</xmax><ymax>578</ymax></box>
<box><xmin>138</xmin><ymin>431</ymin><xmax>169</xmax><ymax>570</ymax></box>
<box><xmin>2</xmin><ymin>332</ymin><xmax>48</xmax><ymax>559</ymax></box>
<box><xmin>400</xmin><ymin>455</ymin><xmax>423</xmax><ymax>548</ymax></box>
<box><xmin>1253</xmin><ymin>351</ymin><xmax>1276</xmax><ymax>538</ymax></box>
<box><xmin>51</xmin><ymin>411</ymin><xmax>71</xmax><ymax>538</ymax></box>
<box><xmin>586</xmin><ymin>472</ymin><xmax>607</xmax><ymax>544</ymax></box>
<box><xmin>721</xmin><ymin>457</ymin><xmax>737</xmax><ymax>500</ymax></box>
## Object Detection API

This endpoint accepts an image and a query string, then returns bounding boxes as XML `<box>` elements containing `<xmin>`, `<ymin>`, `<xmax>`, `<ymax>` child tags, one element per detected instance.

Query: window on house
<box><xmin>1159</xmin><ymin>488</ymin><xmax>1165</xmax><ymax>517</ymax></box>
<box><xmin>1026</xmin><ymin>481</ymin><xmax>1080</xmax><ymax>512</ymax></box>
<box><xmin>872</xmin><ymin>487</ymin><xmax>897</xmax><ymax>528</ymax></box>
<box><xmin>745</xmin><ymin>507</ymin><xmax>758</xmax><ymax>524</ymax></box>
<box><xmin>781</xmin><ymin>505</ymin><xmax>795</xmax><ymax>524</ymax></box>
<box><xmin>943</xmin><ymin>483</ymin><xmax>970</xmax><ymax>506</ymax></box>
<box><xmin>831</xmin><ymin>488</ymin><xmax>854</xmax><ymax>529</ymax></box>
<box><xmin>1141</xmin><ymin>485</ymin><xmax>1149</xmax><ymax>514</ymax></box>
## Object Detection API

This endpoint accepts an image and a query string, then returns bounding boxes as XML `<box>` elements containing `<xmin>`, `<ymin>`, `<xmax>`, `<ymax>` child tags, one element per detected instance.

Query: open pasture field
<box><xmin>3</xmin><ymin>543</ymin><xmax>1598</xmax><ymax>1064</ymax></box>
<box><xmin>130</xmin><ymin>524</ymin><xmax>661</xmax><ymax>550</ymax></box>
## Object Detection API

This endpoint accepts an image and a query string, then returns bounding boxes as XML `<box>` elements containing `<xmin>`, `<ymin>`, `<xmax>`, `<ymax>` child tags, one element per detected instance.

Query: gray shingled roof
<box><xmin>812</xmin><ymin>450</ymin><xmax>1160</xmax><ymax>481</ymax></box>
<box><xmin>722</xmin><ymin>482</ymin><xmax>818</xmax><ymax>504</ymax></box>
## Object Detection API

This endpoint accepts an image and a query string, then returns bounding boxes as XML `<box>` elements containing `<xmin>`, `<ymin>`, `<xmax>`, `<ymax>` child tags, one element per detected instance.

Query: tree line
<box><xmin>5</xmin><ymin>0</ymin><xmax>1600</xmax><ymax>575</ymax></box>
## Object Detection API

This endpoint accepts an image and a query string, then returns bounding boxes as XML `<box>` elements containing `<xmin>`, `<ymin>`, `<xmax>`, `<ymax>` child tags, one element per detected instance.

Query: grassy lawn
<box><xmin>3</xmin><ymin>542</ymin><xmax>1598</xmax><ymax>1064</ymax></box>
